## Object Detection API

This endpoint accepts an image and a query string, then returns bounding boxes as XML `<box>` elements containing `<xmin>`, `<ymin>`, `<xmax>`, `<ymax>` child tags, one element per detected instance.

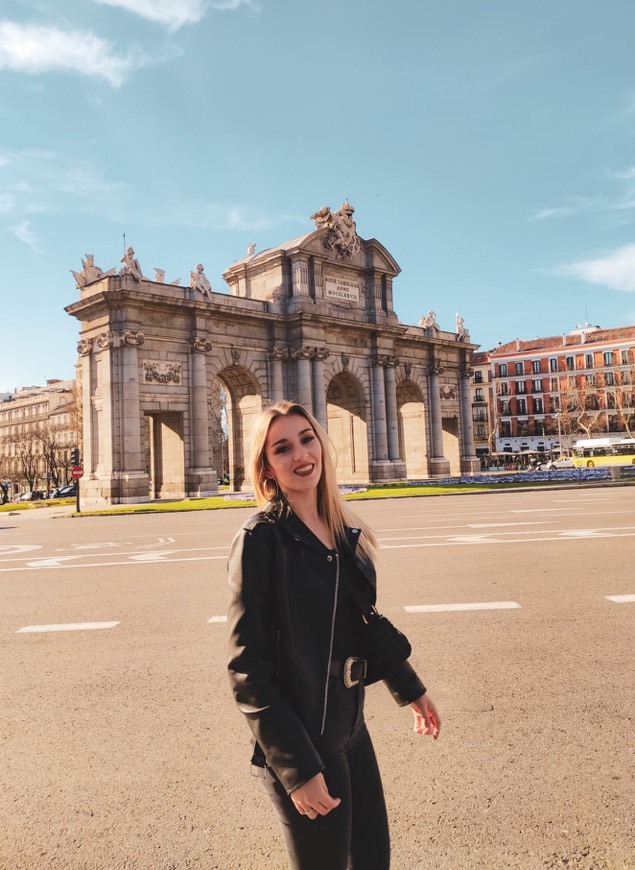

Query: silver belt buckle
<box><xmin>343</xmin><ymin>656</ymin><xmax>365</xmax><ymax>688</ymax></box>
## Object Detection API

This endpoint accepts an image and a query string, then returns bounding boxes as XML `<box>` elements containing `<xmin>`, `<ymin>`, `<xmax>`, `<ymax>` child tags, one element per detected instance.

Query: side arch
<box><xmin>396</xmin><ymin>379</ymin><xmax>428</xmax><ymax>478</ymax></box>
<box><xmin>326</xmin><ymin>372</ymin><xmax>369</xmax><ymax>483</ymax></box>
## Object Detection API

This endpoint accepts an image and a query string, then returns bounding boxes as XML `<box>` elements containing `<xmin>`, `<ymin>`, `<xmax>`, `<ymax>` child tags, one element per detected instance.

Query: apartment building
<box><xmin>479</xmin><ymin>324</ymin><xmax>635</xmax><ymax>455</ymax></box>
<box><xmin>0</xmin><ymin>379</ymin><xmax>79</xmax><ymax>493</ymax></box>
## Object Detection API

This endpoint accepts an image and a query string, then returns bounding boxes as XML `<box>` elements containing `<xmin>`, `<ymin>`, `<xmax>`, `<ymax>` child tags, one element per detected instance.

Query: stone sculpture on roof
<box><xmin>119</xmin><ymin>247</ymin><xmax>143</xmax><ymax>280</ymax></box>
<box><xmin>310</xmin><ymin>200</ymin><xmax>361</xmax><ymax>260</ymax></box>
<box><xmin>190</xmin><ymin>264</ymin><xmax>212</xmax><ymax>299</ymax></box>
<box><xmin>456</xmin><ymin>313</ymin><xmax>470</xmax><ymax>342</ymax></box>
<box><xmin>71</xmin><ymin>254</ymin><xmax>115</xmax><ymax>288</ymax></box>
<box><xmin>419</xmin><ymin>310</ymin><xmax>440</xmax><ymax>332</ymax></box>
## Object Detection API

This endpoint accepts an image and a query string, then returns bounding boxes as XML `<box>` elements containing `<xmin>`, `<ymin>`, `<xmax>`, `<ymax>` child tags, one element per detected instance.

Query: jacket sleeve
<box><xmin>383</xmin><ymin>661</ymin><xmax>426</xmax><ymax>707</ymax></box>
<box><xmin>226</xmin><ymin>524</ymin><xmax>324</xmax><ymax>794</ymax></box>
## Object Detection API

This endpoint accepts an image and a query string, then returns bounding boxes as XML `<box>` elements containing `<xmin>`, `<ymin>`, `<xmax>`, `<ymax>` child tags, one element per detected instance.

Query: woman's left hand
<box><xmin>410</xmin><ymin>693</ymin><xmax>441</xmax><ymax>739</ymax></box>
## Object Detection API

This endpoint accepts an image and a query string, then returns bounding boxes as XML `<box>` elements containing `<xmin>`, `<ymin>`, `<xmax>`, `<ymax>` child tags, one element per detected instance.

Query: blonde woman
<box><xmin>227</xmin><ymin>401</ymin><xmax>440</xmax><ymax>869</ymax></box>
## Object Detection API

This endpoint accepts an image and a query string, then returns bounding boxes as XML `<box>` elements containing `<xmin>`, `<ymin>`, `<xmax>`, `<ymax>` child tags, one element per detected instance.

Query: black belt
<box><xmin>329</xmin><ymin>657</ymin><xmax>367</xmax><ymax>688</ymax></box>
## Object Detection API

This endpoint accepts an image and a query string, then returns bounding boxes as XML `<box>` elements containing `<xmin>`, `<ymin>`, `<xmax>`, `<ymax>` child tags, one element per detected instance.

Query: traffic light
<box><xmin>71</xmin><ymin>447</ymin><xmax>80</xmax><ymax>466</ymax></box>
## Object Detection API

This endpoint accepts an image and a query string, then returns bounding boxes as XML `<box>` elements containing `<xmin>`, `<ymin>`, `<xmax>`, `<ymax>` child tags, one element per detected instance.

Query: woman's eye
<box><xmin>302</xmin><ymin>435</ymin><xmax>314</xmax><ymax>445</ymax></box>
<box><xmin>274</xmin><ymin>445</ymin><xmax>288</xmax><ymax>455</ymax></box>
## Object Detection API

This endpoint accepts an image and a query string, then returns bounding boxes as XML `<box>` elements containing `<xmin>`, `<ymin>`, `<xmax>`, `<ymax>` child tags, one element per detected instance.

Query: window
<box><xmin>550</xmin><ymin>377</ymin><xmax>559</xmax><ymax>392</ymax></box>
<box><xmin>551</xmin><ymin>397</ymin><xmax>560</xmax><ymax>413</ymax></box>
<box><xmin>621</xmin><ymin>349</ymin><xmax>631</xmax><ymax>365</ymax></box>
<box><xmin>515</xmin><ymin>361</ymin><xmax>524</xmax><ymax>375</ymax></box>
<box><xmin>604</xmin><ymin>371</ymin><xmax>614</xmax><ymax>386</ymax></box>
<box><xmin>499</xmin><ymin>382</ymin><xmax>509</xmax><ymax>396</ymax></box>
<box><xmin>516</xmin><ymin>398</ymin><xmax>527</xmax><ymax>415</ymax></box>
<box><xmin>550</xmin><ymin>358</ymin><xmax>558</xmax><ymax>372</ymax></box>
<box><xmin>566</xmin><ymin>356</ymin><xmax>574</xmax><ymax>371</ymax></box>
<box><xmin>603</xmin><ymin>351</ymin><xmax>613</xmax><ymax>366</ymax></box>
<box><xmin>534</xmin><ymin>398</ymin><xmax>544</xmax><ymax>414</ymax></box>
<box><xmin>473</xmin><ymin>370</ymin><xmax>483</xmax><ymax>383</ymax></box>
<box><xmin>500</xmin><ymin>400</ymin><xmax>511</xmax><ymax>415</ymax></box>
<box><xmin>532</xmin><ymin>360</ymin><xmax>541</xmax><ymax>374</ymax></box>
<box><xmin>516</xmin><ymin>381</ymin><xmax>526</xmax><ymax>394</ymax></box>
<box><xmin>475</xmin><ymin>388</ymin><xmax>484</xmax><ymax>402</ymax></box>
<box><xmin>499</xmin><ymin>363</ymin><xmax>508</xmax><ymax>377</ymax></box>
<box><xmin>533</xmin><ymin>379</ymin><xmax>542</xmax><ymax>393</ymax></box>
<box><xmin>586</xmin><ymin>373</ymin><xmax>595</xmax><ymax>387</ymax></box>
<box><xmin>585</xmin><ymin>353</ymin><xmax>593</xmax><ymax>369</ymax></box>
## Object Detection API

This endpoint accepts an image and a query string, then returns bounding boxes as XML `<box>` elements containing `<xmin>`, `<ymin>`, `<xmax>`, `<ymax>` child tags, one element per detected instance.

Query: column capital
<box><xmin>428</xmin><ymin>363</ymin><xmax>444</xmax><ymax>376</ymax></box>
<box><xmin>270</xmin><ymin>346</ymin><xmax>291</xmax><ymax>361</ymax></box>
<box><xmin>460</xmin><ymin>366</ymin><xmax>474</xmax><ymax>378</ymax></box>
<box><xmin>192</xmin><ymin>336</ymin><xmax>213</xmax><ymax>353</ymax></box>
<box><xmin>314</xmin><ymin>347</ymin><xmax>330</xmax><ymax>362</ymax></box>
<box><xmin>290</xmin><ymin>346</ymin><xmax>317</xmax><ymax>360</ymax></box>
<box><xmin>120</xmin><ymin>329</ymin><xmax>145</xmax><ymax>348</ymax></box>
<box><xmin>77</xmin><ymin>338</ymin><xmax>92</xmax><ymax>356</ymax></box>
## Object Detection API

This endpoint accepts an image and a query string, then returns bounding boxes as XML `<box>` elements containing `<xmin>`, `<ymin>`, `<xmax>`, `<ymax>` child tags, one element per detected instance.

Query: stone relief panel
<box><xmin>143</xmin><ymin>361</ymin><xmax>182</xmax><ymax>385</ymax></box>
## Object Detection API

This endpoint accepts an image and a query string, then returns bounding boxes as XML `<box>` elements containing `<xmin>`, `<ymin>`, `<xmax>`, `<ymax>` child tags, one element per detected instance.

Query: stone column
<box><xmin>460</xmin><ymin>365</ymin><xmax>480</xmax><ymax>473</ymax></box>
<box><xmin>77</xmin><ymin>340</ymin><xmax>93</xmax><ymax>475</ymax></box>
<box><xmin>384</xmin><ymin>356</ymin><xmax>400</xmax><ymax>460</ymax></box>
<box><xmin>427</xmin><ymin>362</ymin><xmax>450</xmax><ymax>476</ymax></box>
<box><xmin>293</xmin><ymin>346</ymin><xmax>315</xmax><ymax>410</ymax></box>
<box><xmin>121</xmin><ymin>330</ymin><xmax>144</xmax><ymax>472</ymax></box>
<box><xmin>312</xmin><ymin>348</ymin><xmax>329</xmax><ymax>429</ymax></box>
<box><xmin>269</xmin><ymin>347</ymin><xmax>287</xmax><ymax>402</ymax></box>
<box><xmin>372</xmin><ymin>356</ymin><xmax>389</xmax><ymax>461</ymax></box>
<box><xmin>95</xmin><ymin>332</ymin><xmax>115</xmax><ymax>478</ymax></box>
<box><xmin>190</xmin><ymin>338</ymin><xmax>211</xmax><ymax>469</ymax></box>
<box><xmin>187</xmin><ymin>337</ymin><xmax>216</xmax><ymax>497</ymax></box>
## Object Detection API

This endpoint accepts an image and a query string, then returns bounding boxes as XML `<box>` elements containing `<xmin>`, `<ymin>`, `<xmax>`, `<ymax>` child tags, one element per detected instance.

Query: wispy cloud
<box><xmin>528</xmin><ymin>196</ymin><xmax>601</xmax><ymax>222</ymax></box>
<box><xmin>0</xmin><ymin>21</ymin><xmax>148</xmax><ymax>87</ymax></box>
<box><xmin>91</xmin><ymin>0</ymin><xmax>207</xmax><ymax>30</ymax></box>
<box><xmin>0</xmin><ymin>148</ymin><xmax>127</xmax><ymax>223</ymax></box>
<box><xmin>91</xmin><ymin>0</ymin><xmax>258</xmax><ymax>29</ymax></box>
<box><xmin>558</xmin><ymin>244</ymin><xmax>635</xmax><ymax>293</ymax></box>
<box><xmin>9</xmin><ymin>219</ymin><xmax>43</xmax><ymax>253</ymax></box>
<box><xmin>151</xmin><ymin>201</ymin><xmax>273</xmax><ymax>232</ymax></box>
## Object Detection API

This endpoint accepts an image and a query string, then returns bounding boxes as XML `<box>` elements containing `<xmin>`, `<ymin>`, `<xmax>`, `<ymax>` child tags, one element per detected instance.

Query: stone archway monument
<box><xmin>66</xmin><ymin>204</ymin><xmax>479</xmax><ymax>505</ymax></box>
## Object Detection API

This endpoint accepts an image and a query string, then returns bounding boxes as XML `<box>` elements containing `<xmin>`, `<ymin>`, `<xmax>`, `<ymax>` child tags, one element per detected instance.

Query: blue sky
<box><xmin>2</xmin><ymin>0</ymin><xmax>635</xmax><ymax>390</ymax></box>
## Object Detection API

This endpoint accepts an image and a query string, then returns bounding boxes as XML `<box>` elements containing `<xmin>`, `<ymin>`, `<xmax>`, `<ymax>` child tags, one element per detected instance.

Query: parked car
<box><xmin>538</xmin><ymin>456</ymin><xmax>575</xmax><ymax>470</ymax></box>
<box><xmin>52</xmin><ymin>484</ymin><xmax>77</xmax><ymax>498</ymax></box>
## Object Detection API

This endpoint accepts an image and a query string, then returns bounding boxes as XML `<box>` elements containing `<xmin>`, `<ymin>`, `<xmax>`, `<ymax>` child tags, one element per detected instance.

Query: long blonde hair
<box><xmin>248</xmin><ymin>400</ymin><xmax>377</xmax><ymax>564</ymax></box>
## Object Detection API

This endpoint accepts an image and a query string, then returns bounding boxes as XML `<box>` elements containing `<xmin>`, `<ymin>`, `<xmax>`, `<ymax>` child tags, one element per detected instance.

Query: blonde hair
<box><xmin>248</xmin><ymin>400</ymin><xmax>376</xmax><ymax>564</ymax></box>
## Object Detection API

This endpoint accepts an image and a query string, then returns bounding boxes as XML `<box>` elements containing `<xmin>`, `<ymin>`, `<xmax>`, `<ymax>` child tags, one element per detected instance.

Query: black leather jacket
<box><xmin>227</xmin><ymin>509</ymin><xmax>425</xmax><ymax>794</ymax></box>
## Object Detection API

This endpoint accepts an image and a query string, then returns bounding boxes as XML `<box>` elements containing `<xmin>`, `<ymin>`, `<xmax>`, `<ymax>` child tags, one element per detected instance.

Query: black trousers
<box><xmin>261</xmin><ymin>680</ymin><xmax>390</xmax><ymax>870</ymax></box>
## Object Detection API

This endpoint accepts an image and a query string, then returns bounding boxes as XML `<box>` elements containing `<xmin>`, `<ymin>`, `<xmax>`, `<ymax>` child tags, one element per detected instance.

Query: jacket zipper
<box><xmin>320</xmin><ymin>552</ymin><xmax>339</xmax><ymax>736</ymax></box>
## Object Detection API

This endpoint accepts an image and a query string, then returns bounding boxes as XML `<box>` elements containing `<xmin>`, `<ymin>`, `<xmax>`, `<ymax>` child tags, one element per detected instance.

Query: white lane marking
<box><xmin>0</xmin><ymin>555</ymin><xmax>228</xmax><ymax>573</ymax></box>
<box><xmin>381</xmin><ymin>530</ymin><xmax>635</xmax><ymax>549</ymax></box>
<box><xmin>208</xmin><ymin>615</ymin><xmax>228</xmax><ymax>623</ymax></box>
<box><xmin>605</xmin><ymin>595</ymin><xmax>635</xmax><ymax>603</ymax></box>
<box><xmin>25</xmin><ymin>557</ymin><xmax>82</xmax><ymax>568</ymax></box>
<box><xmin>129</xmin><ymin>551</ymin><xmax>178</xmax><ymax>561</ymax></box>
<box><xmin>405</xmin><ymin>601</ymin><xmax>521</xmax><ymax>613</ymax></box>
<box><xmin>0</xmin><ymin>545</ymin><xmax>41</xmax><ymax>556</ymax></box>
<box><xmin>469</xmin><ymin>522</ymin><xmax>549</xmax><ymax>528</ymax></box>
<box><xmin>0</xmin><ymin>545</ymin><xmax>230</xmax><ymax>566</ymax></box>
<box><xmin>16</xmin><ymin>621</ymin><xmax>120</xmax><ymax>634</ymax></box>
<box><xmin>55</xmin><ymin>543</ymin><xmax>122</xmax><ymax>551</ymax></box>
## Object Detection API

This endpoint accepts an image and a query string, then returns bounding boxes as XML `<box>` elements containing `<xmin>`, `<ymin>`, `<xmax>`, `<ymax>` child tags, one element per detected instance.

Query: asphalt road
<box><xmin>1</xmin><ymin>488</ymin><xmax>634</xmax><ymax>870</ymax></box>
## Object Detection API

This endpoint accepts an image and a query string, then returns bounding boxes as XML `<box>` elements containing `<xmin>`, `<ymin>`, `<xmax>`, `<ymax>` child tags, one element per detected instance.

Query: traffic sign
<box><xmin>71</xmin><ymin>466</ymin><xmax>84</xmax><ymax>480</ymax></box>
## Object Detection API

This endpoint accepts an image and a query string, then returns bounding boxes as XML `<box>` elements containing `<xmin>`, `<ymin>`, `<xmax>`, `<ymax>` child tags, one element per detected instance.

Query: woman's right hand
<box><xmin>290</xmin><ymin>772</ymin><xmax>341</xmax><ymax>819</ymax></box>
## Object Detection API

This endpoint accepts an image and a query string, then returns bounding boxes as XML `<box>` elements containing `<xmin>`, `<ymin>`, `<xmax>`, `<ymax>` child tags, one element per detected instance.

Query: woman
<box><xmin>227</xmin><ymin>401</ymin><xmax>440</xmax><ymax>869</ymax></box>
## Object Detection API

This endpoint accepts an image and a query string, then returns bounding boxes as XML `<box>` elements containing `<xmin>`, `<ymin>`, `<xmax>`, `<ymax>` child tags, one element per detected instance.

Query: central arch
<box><xmin>326</xmin><ymin>372</ymin><xmax>369</xmax><ymax>483</ymax></box>
<box><xmin>216</xmin><ymin>366</ymin><xmax>262</xmax><ymax>489</ymax></box>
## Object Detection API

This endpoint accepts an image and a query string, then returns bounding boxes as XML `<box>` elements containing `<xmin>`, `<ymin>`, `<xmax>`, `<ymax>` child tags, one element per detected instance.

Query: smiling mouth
<box><xmin>294</xmin><ymin>464</ymin><xmax>314</xmax><ymax>476</ymax></box>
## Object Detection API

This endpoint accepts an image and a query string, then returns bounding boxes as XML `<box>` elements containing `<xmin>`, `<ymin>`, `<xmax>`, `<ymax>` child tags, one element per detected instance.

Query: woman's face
<box><xmin>264</xmin><ymin>413</ymin><xmax>323</xmax><ymax>499</ymax></box>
